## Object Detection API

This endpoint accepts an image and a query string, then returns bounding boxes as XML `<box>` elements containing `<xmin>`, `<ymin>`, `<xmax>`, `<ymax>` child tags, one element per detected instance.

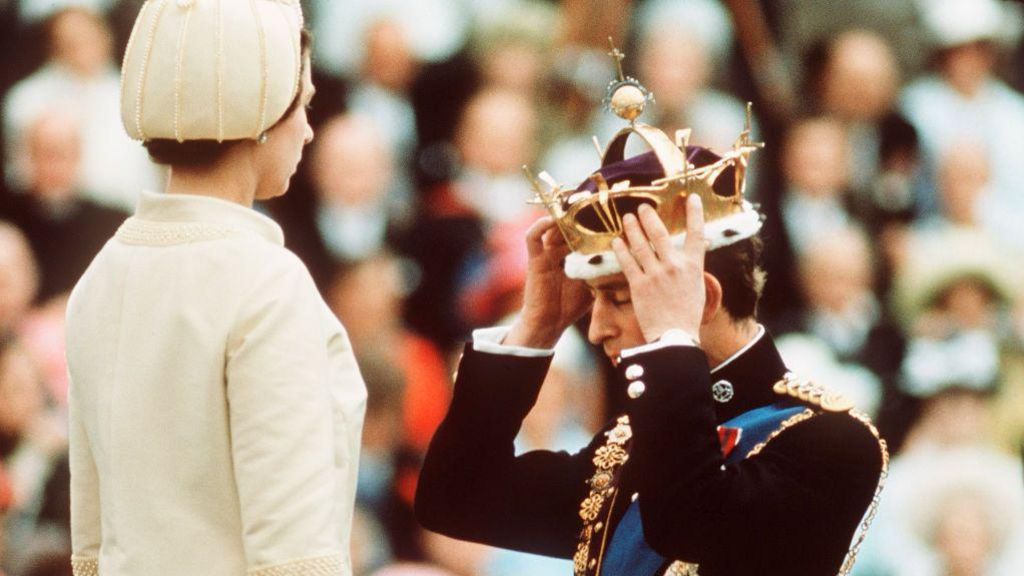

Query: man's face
<box><xmin>586</xmin><ymin>274</ymin><xmax>646</xmax><ymax>364</ymax></box>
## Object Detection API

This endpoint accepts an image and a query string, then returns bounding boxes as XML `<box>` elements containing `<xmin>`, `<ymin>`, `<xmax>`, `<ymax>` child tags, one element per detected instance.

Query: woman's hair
<box><xmin>144</xmin><ymin>29</ymin><xmax>312</xmax><ymax>168</ymax></box>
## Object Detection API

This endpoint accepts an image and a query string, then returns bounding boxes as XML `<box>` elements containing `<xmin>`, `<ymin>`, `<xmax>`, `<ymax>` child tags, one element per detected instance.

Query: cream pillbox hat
<box><xmin>120</xmin><ymin>0</ymin><xmax>304</xmax><ymax>142</ymax></box>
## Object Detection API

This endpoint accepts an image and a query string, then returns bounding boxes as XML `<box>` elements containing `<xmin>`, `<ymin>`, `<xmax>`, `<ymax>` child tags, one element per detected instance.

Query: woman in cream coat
<box><xmin>64</xmin><ymin>2</ymin><xmax>366</xmax><ymax>575</ymax></box>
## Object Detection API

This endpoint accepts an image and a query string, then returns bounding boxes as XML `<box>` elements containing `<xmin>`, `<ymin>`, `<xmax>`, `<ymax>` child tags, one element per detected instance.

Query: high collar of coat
<box><xmin>708</xmin><ymin>329</ymin><xmax>791</xmax><ymax>422</ymax></box>
<box><xmin>130</xmin><ymin>190</ymin><xmax>285</xmax><ymax>246</ymax></box>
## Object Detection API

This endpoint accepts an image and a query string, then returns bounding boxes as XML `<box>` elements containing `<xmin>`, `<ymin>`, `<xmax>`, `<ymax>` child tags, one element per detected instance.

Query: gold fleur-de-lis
<box><xmin>579</xmin><ymin>494</ymin><xmax>605</xmax><ymax>521</ymax></box>
<box><xmin>593</xmin><ymin>444</ymin><xmax>628</xmax><ymax>469</ymax></box>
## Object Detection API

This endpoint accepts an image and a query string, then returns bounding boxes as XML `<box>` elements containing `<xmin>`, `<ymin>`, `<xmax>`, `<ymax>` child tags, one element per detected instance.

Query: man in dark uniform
<box><xmin>415</xmin><ymin>53</ymin><xmax>887</xmax><ymax>576</ymax></box>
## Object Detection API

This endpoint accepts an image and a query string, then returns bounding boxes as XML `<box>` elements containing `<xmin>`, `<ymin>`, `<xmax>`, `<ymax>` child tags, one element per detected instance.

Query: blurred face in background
<box><xmin>456</xmin><ymin>89</ymin><xmax>537</xmax><ymax>176</ymax></box>
<box><xmin>327</xmin><ymin>254</ymin><xmax>406</xmax><ymax>349</ymax></box>
<box><xmin>311</xmin><ymin>115</ymin><xmax>393</xmax><ymax>208</ymax></box>
<box><xmin>938</xmin><ymin>145</ymin><xmax>989</xmax><ymax>226</ymax></box>
<box><xmin>933</xmin><ymin>493</ymin><xmax>995</xmax><ymax>576</ymax></box>
<box><xmin>49</xmin><ymin>8</ymin><xmax>114</xmax><ymax>78</ymax></box>
<box><xmin>782</xmin><ymin>117</ymin><xmax>850</xmax><ymax>198</ymax></box>
<box><xmin>639</xmin><ymin>27</ymin><xmax>710</xmax><ymax>112</ymax></box>
<box><xmin>915</xmin><ymin>389</ymin><xmax>992</xmax><ymax>447</ymax></box>
<box><xmin>818</xmin><ymin>31</ymin><xmax>899</xmax><ymax>122</ymax></box>
<box><xmin>364</xmin><ymin>20</ymin><xmax>418</xmax><ymax>93</ymax></box>
<box><xmin>25</xmin><ymin>111</ymin><xmax>82</xmax><ymax>202</ymax></box>
<box><xmin>799</xmin><ymin>228</ymin><xmax>873</xmax><ymax>315</ymax></box>
<box><xmin>480</xmin><ymin>40</ymin><xmax>546</xmax><ymax>95</ymax></box>
<box><xmin>0</xmin><ymin>343</ymin><xmax>44</xmax><ymax>440</ymax></box>
<box><xmin>941</xmin><ymin>42</ymin><xmax>998</xmax><ymax>98</ymax></box>
<box><xmin>938</xmin><ymin>279</ymin><xmax>999</xmax><ymax>331</ymax></box>
<box><xmin>0</xmin><ymin>226</ymin><xmax>39</xmax><ymax>331</ymax></box>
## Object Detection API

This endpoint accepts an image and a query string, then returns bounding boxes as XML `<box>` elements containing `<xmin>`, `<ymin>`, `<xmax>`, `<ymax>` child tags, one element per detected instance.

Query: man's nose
<box><xmin>588</xmin><ymin>298</ymin><xmax>613</xmax><ymax>346</ymax></box>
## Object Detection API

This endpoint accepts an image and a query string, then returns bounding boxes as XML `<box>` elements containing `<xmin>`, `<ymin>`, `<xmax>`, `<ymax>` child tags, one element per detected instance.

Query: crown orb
<box><xmin>610</xmin><ymin>84</ymin><xmax>646</xmax><ymax>121</ymax></box>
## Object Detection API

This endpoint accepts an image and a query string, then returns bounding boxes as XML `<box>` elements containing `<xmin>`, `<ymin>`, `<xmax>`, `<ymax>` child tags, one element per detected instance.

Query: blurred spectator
<box><xmin>458</xmin><ymin>219</ymin><xmax>531</xmax><ymax>330</ymax></box>
<box><xmin>0</xmin><ymin>109</ymin><xmax>126</xmax><ymax>303</ymax></box>
<box><xmin>17</xmin><ymin>0</ymin><xmax>117</xmax><ymax>24</ymax></box>
<box><xmin>352</xmin><ymin>506</ymin><xmax>394</xmax><ymax>575</ymax></box>
<box><xmin>898</xmin><ymin>144</ymin><xmax>1007</xmax><ymax>266</ymax></box>
<box><xmin>803</xmin><ymin>29</ymin><xmax>916</xmax><ymax>201</ymax></box>
<box><xmin>0</xmin><ymin>336</ymin><xmax>67</xmax><ymax>576</ymax></box>
<box><xmin>326</xmin><ymin>251</ymin><xmax>450</xmax><ymax>561</ymax></box>
<box><xmin>309</xmin><ymin>0</ymin><xmax>468</xmax><ymax>79</ymax></box>
<box><xmin>326</xmin><ymin>252</ymin><xmax>451</xmax><ymax>456</ymax></box>
<box><xmin>404</xmin><ymin>88</ymin><xmax>540</xmax><ymax>348</ymax></box>
<box><xmin>635</xmin><ymin>0</ymin><xmax>754</xmax><ymax>153</ymax></box>
<box><xmin>884</xmin><ymin>229</ymin><xmax>1019</xmax><ymax>452</ymax></box>
<box><xmin>2</xmin><ymin>7</ymin><xmax>161</xmax><ymax>211</ymax></box>
<box><xmin>0</xmin><ymin>223</ymin><xmax>38</xmax><ymax>334</ymax></box>
<box><xmin>760</xmin><ymin>115</ymin><xmax>857</xmax><ymax>320</ymax></box>
<box><xmin>538</xmin><ymin>47</ymin><xmax>618</xmax><ymax>186</ymax></box>
<box><xmin>861</xmin><ymin>116</ymin><xmax>922</xmax><ymax>281</ymax></box>
<box><xmin>471</xmin><ymin>1</ymin><xmax>557</xmax><ymax>97</ymax></box>
<box><xmin>901</xmin><ymin>0</ymin><xmax>1024</xmax><ymax>224</ymax></box>
<box><xmin>776</xmin><ymin>116</ymin><xmax>854</xmax><ymax>253</ymax></box>
<box><xmin>775</xmin><ymin>226</ymin><xmax>904</xmax><ymax>416</ymax></box>
<box><xmin>775</xmin><ymin>0</ymin><xmax>929</xmax><ymax>78</ymax></box>
<box><xmin>855</xmin><ymin>447</ymin><xmax>1024</xmax><ymax>576</ymax></box>
<box><xmin>895</xmin><ymin>231</ymin><xmax>1017</xmax><ymax>342</ymax></box>
<box><xmin>451</xmin><ymin>89</ymin><xmax>539</xmax><ymax>225</ymax></box>
<box><xmin>348</xmin><ymin>19</ymin><xmax>420</xmax><ymax>210</ymax></box>
<box><xmin>285</xmin><ymin>113</ymin><xmax>408</xmax><ymax>286</ymax></box>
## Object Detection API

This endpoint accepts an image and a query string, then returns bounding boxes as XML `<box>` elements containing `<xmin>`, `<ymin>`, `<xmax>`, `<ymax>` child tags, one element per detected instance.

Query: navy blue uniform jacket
<box><xmin>415</xmin><ymin>334</ymin><xmax>885</xmax><ymax>575</ymax></box>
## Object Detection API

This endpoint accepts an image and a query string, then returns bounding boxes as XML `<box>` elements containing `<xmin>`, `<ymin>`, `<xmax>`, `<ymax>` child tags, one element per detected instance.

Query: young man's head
<box><xmin>585</xmin><ymin>237</ymin><xmax>765</xmax><ymax>362</ymax></box>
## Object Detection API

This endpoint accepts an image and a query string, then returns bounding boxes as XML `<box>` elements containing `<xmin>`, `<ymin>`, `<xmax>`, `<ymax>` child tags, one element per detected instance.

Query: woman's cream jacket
<box><xmin>65</xmin><ymin>191</ymin><xmax>367</xmax><ymax>576</ymax></box>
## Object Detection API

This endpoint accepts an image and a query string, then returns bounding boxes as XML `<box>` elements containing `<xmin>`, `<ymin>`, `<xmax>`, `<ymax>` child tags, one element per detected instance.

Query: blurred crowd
<box><xmin>2</xmin><ymin>0</ymin><xmax>1024</xmax><ymax>575</ymax></box>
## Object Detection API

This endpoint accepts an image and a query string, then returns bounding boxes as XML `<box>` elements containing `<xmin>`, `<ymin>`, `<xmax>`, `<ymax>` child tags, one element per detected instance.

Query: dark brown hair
<box><xmin>144</xmin><ymin>29</ymin><xmax>312</xmax><ymax>167</ymax></box>
<box><xmin>705</xmin><ymin>236</ymin><xmax>766</xmax><ymax>321</ymax></box>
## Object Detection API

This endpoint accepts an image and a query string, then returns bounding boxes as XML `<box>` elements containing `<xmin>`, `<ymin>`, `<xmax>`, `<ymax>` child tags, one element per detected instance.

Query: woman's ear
<box><xmin>702</xmin><ymin>272</ymin><xmax>723</xmax><ymax>326</ymax></box>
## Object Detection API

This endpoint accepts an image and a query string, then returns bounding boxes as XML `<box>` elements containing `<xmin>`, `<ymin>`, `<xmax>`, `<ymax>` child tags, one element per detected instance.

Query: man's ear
<box><xmin>702</xmin><ymin>272</ymin><xmax>723</xmax><ymax>326</ymax></box>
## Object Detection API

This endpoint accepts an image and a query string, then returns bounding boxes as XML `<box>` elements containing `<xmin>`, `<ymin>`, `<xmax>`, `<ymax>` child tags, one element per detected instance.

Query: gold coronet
<box><xmin>525</xmin><ymin>112</ymin><xmax>761</xmax><ymax>257</ymax></box>
<box><xmin>526</xmin><ymin>41</ymin><xmax>762</xmax><ymax>259</ymax></box>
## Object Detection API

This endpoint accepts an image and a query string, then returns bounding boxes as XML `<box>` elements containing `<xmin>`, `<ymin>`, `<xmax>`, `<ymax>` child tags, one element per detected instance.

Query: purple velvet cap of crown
<box><xmin>573</xmin><ymin>145</ymin><xmax>736</xmax><ymax>197</ymax></box>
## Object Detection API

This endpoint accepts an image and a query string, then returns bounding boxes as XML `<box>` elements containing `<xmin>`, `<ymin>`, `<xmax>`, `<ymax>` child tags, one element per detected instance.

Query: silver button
<box><xmin>712</xmin><ymin>380</ymin><xmax>735</xmax><ymax>403</ymax></box>
<box><xmin>627</xmin><ymin>380</ymin><xmax>646</xmax><ymax>399</ymax></box>
<box><xmin>625</xmin><ymin>364</ymin><xmax>645</xmax><ymax>381</ymax></box>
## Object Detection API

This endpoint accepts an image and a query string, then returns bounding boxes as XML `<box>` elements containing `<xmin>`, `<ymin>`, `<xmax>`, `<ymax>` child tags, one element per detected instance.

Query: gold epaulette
<box><xmin>772</xmin><ymin>372</ymin><xmax>855</xmax><ymax>413</ymax></box>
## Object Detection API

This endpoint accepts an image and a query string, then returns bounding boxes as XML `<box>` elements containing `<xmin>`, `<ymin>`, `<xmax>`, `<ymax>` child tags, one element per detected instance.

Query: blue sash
<box><xmin>599</xmin><ymin>403</ymin><xmax>807</xmax><ymax>576</ymax></box>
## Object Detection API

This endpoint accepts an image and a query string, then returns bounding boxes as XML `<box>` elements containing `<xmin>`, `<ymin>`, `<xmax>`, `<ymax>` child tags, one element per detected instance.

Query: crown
<box><xmin>526</xmin><ymin>40</ymin><xmax>764</xmax><ymax>280</ymax></box>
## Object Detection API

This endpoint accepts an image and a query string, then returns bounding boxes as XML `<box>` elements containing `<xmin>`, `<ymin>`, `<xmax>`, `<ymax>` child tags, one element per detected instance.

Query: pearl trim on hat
<box><xmin>251</xmin><ymin>0</ymin><xmax>270</xmax><ymax>138</ymax></box>
<box><xmin>136</xmin><ymin>0</ymin><xmax>171</xmax><ymax>141</ymax></box>
<box><xmin>216</xmin><ymin>0</ymin><xmax>225</xmax><ymax>141</ymax></box>
<box><xmin>173</xmin><ymin>1</ymin><xmax>195</xmax><ymax>142</ymax></box>
<box><xmin>563</xmin><ymin>206</ymin><xmax>763</xmax><ymax>280</ymax></box>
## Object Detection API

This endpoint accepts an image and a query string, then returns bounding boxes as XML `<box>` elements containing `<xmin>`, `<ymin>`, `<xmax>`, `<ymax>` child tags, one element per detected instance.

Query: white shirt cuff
<box><xmin>620</xmin><ymin>328</ymin><xmax>700</xmax><ymax>359</ymax></box>
<box><xmin>472</xmin><ymin>327</ymin><xmax>555</xmax><ymax>358</ymax></box>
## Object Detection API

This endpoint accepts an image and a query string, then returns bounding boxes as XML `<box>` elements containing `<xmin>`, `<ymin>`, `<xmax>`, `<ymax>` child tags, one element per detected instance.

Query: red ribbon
<box><xmin>717</xmin><ymin>425</ymin><xmax>742</xmax><ymax>459</ymax></box>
